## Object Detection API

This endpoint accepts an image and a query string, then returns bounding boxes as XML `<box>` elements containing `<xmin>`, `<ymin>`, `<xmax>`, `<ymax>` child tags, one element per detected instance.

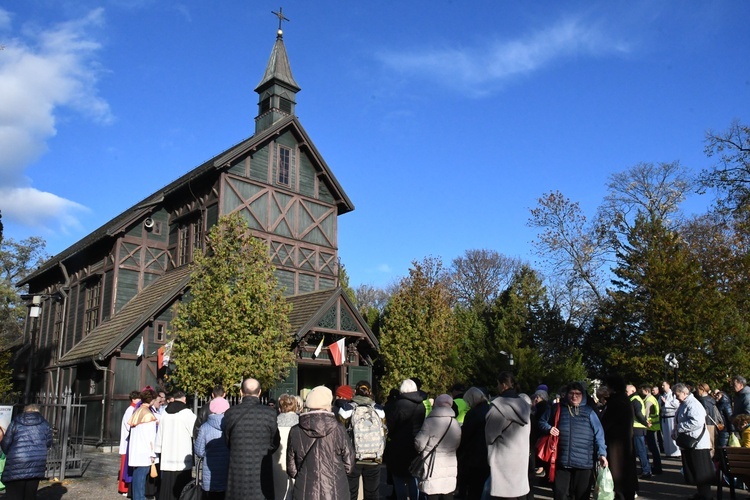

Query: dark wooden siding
<box><xmin>276</xmin><ymin>269</ymin><xmax>295</xmax><ymax>296</ymax></box>
<box><xmin>102</xmin><ymin>269</ymin><xmax>114</xmax><ymax>321</ymax></box>
<box><xmin>116</xmin><ymin>269</ymin><xmax>140</xmax><ymax>312</ymax></box>
<box><xmin>299</xmin><ymin>274</ymin><xmax>316</xmax><ymax>293</ymax></box>
<box><xmin>250</xmin><ymin>146</ymin><xmax>269</xmax><ymax>183</ymax></box>
<box><xmin>64</xmin><ymin>285</ymin><xmax>79</xmax><ymax>355</ymax></box>
<box><xmin>299</xmin><ymin>154</ymin><xmax>316</xmax><ymax>198</ymax></box>
<box><xmin>206</xmin><ymin>204</ymin><xmax>219</xmax><ymax>232</ymax></box>
<box><xmin>319</xmin><ymin>181</ymin><xmax>334</xmax><ymax>204</ymax></box>
<box><xmin>73</xmin><ymin>285</ymin><xmax>86</xmax><ymax>346</ymax></box>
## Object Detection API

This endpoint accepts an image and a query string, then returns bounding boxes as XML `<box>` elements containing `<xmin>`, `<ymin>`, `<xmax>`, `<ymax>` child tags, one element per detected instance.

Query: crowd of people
<box><xmin>111</xmin><ymin>373</ymin><xmax>750</xmax><ymax>500</ymax></box>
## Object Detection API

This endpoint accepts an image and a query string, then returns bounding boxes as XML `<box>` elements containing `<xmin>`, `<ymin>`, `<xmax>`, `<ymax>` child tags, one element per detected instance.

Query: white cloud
<box><xmin>0</xmin><ymin>8</ymin><xmax>110</xmax><ymax>230</ymax></box>
<box><xmin>376</xmin><ymin>17</ymin><xmax>630</xmax><ymax>96</ymax></box>
<box><xmin>0</xmin><ymin>187</ymin><xmax>89</xmax><ymax>233</ymax></box>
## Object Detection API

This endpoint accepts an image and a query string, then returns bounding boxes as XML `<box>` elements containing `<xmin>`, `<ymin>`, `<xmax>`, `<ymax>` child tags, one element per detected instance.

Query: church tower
<box><xmin>255</xmin><ymin>9</ymin><xmax>300</xmax><ymax>134</ymax></box>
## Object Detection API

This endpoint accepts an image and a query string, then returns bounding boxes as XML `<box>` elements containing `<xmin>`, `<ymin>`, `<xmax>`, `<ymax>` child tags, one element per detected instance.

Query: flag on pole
<box><xmin>157</xmin><ymin>346</ymin><xmax>165</xmax><ymax>368</ymax></box>
<box><xmin>136</xmin><ymin>337</ymin><xmax>144</xmax><ymax>358</ymax></box>
<box><xmin>329</xmin><ymin>338</ymin><xmax>346</xmax><ymax>366</ymax></box>
<box><xmin>313</xmin><ymin>337</ymin><xmax>325</xmax><ymax>358</ymax></box>
<box><xmin>162</xmin><ymin>340</ymin><xmax>173</xmax><ymax>367</ymax></box>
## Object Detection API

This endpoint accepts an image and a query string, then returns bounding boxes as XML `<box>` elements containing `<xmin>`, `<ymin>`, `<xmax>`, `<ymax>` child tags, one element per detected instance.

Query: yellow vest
<box><xmin>454</xmin><ymin>398</ymin><xmax>470</xmax><ymax>424</ymax></box>
<box><xmin>630</xmin><ymin>394</ymin><xmax>647</xmax><ymax>429</ymax></box>
<box><xmin>644</xmin><ymin>394</ymin><xmax>661</xmax><ymax>431</ymax></box>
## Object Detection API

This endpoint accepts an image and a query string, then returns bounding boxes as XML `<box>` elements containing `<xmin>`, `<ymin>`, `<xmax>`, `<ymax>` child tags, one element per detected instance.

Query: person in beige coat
<box><xmin>485</xmin><ymin>371</ymin><xmax>531</xmax><ymax>499</ymax></box>
<box><xmin>414</xmin><ymin>394</ymin><xmax>461</xmax><ymax>499</ymax></box>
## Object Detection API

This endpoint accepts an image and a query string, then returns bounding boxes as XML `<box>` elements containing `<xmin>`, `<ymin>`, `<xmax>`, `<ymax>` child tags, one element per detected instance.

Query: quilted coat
<box><xmin>384</xmin><ymin>391</ymin><xmax>425</xmax><ymax>475</ymax></box>
<box><xmin>414</xmin><ymin>406</ymin><xmax>461</xmax><ymax>495</ymax></box>
<box><xmin>1</xmin><ymin>410</ymin><xmax>53</xmax><ymax>482</ymax></box>
<box><xmin>222</xmin><ymin>396</ymin><xmax>280</xmax><ymax>500</ymax></box>
<box><xmin>286</xmin><ymin>410</ymin><xmax>353</xmax><ymax>500</ymax></box>
<box><xmin>194</xmin><ymin>413</ymin><xmax>229</xmax><ymax>492</ymax></box>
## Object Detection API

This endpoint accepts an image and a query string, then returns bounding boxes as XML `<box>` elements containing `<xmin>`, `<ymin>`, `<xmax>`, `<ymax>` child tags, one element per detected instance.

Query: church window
<box><xmin>260</xmin><ymin>97</ymin><xmax>271</xmax><ymax>113</ymax></box>
<box><xmin>154</xmin><ymin>321</ymin><xmax>166</xmax><ymax>343</ymax></box>
<box><xmin>84</xmin><ymin>279</ymin><xmax>101</xmax><ymax>334</ymax></box>
<box><xmin>278</xmin><ymin>146</ymin><xmax>291</xmax><ymax>186</ymax></box>
<box><xmin>177</xmin><ymin>216</ymin><xmax>204</xmax><ymax>266</ymax></box>
<box><xmin>279</xmin><ymin>97</ymin><xmax>292</xmax><ymax>114</ymax></box>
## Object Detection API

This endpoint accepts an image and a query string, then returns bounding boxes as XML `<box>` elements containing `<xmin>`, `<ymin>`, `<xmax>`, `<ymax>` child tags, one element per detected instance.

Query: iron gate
<box><xmin>35</xmin><ymin>388</ymin><xmax>87</xmax><ymax>480</ymax></box>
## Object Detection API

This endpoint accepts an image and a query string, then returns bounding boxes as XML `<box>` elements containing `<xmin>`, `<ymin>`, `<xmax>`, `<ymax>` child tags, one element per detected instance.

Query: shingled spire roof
<box><xmin>255</xmin><ymin>30</ymin><xmax>300</xmax><ymax>93</ymax></box>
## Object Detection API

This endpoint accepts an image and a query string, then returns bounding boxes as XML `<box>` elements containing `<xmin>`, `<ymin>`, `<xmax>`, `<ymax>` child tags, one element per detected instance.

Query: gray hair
<box><xmin>24</xmin><ymin>404</ymin><xmax>41</xmax><ymax>413</ymax></box>
<box><xmin>734</xmin><ymin>376</ymin><xmax>747</xmax><ymax>386</ymax></box>
<box><xmin>399</xmin><ymin>379</ymin><xmax>418</xmax><ymax>394</ymax></box>
<box><xmin>463</xmin><ymin>387</ymin><xmax>488</xmax><ymax>408</ymax></box>
<box><xmin>673</xmin><ymin>383</ymin><xmax>689</xmax><ymax>396</ymax></box>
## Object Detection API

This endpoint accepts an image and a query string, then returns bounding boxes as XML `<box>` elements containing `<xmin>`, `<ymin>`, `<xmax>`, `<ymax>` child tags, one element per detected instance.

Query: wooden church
<box><xmin>17</xmin><ymin>21</ymin><xmax>377</xmax><ymax>444</ymax></box>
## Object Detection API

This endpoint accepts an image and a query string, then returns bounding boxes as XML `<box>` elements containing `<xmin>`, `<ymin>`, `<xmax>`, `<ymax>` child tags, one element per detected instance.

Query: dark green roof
<box><xmin>57</xmin><ymin>265</ymin><xmax>193</xmax><ymax>366</ymax></box>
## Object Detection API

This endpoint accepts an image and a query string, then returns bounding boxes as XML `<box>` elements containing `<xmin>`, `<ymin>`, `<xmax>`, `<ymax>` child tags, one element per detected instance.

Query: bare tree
<box><xmin>449</xmin><ymin>249</ymin><xmax>522</xmax><ymax>306</ymax></box>
<box><xmin>700</xmin><ymin>120</ymin><xmax>750</xmax><ymax>215</ymax></box>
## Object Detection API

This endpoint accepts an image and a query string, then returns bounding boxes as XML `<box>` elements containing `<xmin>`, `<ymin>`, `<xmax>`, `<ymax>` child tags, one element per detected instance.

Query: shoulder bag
<box><xmin>409</xmin><ymin>419</ymin><xmax>452</xmax><ymax>482</ymax></box>
<box><xmin>535</xmin><ymin>403</ymin><xmax>561</xmax><ymax>482</ymax></box>
<box><xmin>675</xmin><ymin>424</ymin><xmax>706</xmax><ymax>449</ymax></box>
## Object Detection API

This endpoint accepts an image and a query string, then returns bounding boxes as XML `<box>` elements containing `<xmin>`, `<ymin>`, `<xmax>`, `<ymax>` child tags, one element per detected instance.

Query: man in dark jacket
<box><xmin>0</xmin><ymin>404</ymin><xmax>53</xmax><ymax>497</ymax></box>
<box><xmin>732</xmin><ymin>376</ymin><xmax>750</xmax><ymax>417</ymax></box>
<box><xmin>222</xmin><ymin>378</ymin><xmax>280</xmax><ymax>500</ymax></box>
<box><xmin>194</xmin><ymin>384</ymin><xmax>225</xmax><ymax>438</ymax></box>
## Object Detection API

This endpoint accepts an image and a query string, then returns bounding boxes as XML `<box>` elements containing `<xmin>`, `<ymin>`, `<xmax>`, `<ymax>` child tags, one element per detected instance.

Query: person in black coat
<box><xmin>222</xmin><ymin>378</ymin><xmax>280</xmax><ymax>500</ymax></box>
<box><xmin>600</xmin><ymin>375</ymin><xmax>638</xmax><ymax>500</ymax></box>
<box><xmin>384</xmin><ymin>379</ymin><xmax>425</xmax><ymax>500</ymax></box>
<box><xmin>1</xmin><ymin>404</ymin><xmax>53</xmax><ymax>500</ymax></box>
<box><xmin>456</xmin><ymin>387</ymin><xmax>490</xmax><ymax>500</ymax></box>
<box><xmin>714</xmin><ymin>389</ymin><xmax>733</xmax><ymax>447</ymax></box>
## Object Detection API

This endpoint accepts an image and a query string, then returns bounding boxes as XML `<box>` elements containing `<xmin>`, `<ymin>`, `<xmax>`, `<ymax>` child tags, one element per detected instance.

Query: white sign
<box><xmin>0</xmin><ymin>406</ymin><xmax>12</xmax><ymax>433</ymax></box>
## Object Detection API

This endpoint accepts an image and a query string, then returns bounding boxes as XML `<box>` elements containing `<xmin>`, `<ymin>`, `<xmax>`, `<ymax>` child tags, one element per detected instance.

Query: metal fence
<box><xmin>4</xmin><ymin>389</ymin><xmax>87</xmax><ymax>480</ymax></box>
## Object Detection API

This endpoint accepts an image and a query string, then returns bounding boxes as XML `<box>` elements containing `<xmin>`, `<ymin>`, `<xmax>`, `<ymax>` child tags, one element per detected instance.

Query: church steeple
<box><xmin>255</xmin><ymin>8</ymin><xmax>300</xmax><ymax>134</ymax></box>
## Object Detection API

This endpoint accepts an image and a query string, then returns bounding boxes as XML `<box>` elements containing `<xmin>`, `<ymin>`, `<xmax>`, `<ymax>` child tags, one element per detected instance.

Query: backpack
<box><xmin>349</xmin><ymin>403</ymin><xmax>386</xmax><ymax>463</ymax></box>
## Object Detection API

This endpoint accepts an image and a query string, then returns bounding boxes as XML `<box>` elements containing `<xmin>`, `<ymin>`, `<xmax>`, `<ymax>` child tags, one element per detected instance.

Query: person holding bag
<box><xmin>414</xmin><ymin>394</ymin><xmax>461</xmax><ymax>500</ymax></box>
<box><xmin>673</xmin><ymin>383</ymin><xmax>713</xmax><ymax>500</ymax></box>
<box><xmin>539</xmin><ymin>382</ymin><xmax>608</xmax><ymax>500</ymax></box>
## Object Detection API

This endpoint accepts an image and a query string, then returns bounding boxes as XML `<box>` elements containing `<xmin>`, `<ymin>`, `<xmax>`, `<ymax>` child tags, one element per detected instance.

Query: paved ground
<box><xmin>15</xmin><ymin>452</ymin><xmax>750</xmax><ymax>499</ymax></box>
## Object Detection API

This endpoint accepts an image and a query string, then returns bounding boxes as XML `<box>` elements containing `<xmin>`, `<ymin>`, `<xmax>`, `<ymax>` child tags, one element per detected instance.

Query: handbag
<box><xmin>535</xmin><ymin>404</ymin><xmax>561</xmax><ymax>463</ymax></box>
<box><xmin>675</xmin><ymin>425</ymin><xmax>706</xmax><ymax>449</ymax></box>
<box><xmin>178</xmin><ymin>457</ymin><xmax>202</xmax><ymax>500</ymax></box>
<box><xmin>409</xmin><ymin>420</ymin><xmax>452</xmax><ymax>482</ymax></box>
<box><xmin>149</xmin><ymin>463</ymin><xmax>158</xmax><ymax>478</ymax></box>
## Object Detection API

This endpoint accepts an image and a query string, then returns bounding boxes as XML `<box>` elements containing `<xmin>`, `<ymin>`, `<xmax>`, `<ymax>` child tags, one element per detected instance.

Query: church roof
<box><xmin>286</xmin><ymin>287</ymin><xmax>379</xmax><ymax>349</ymax></box>
<box><xmin>22</xmin><ymin>116</ymin><xmax>354</xmax><ymax>286</ymax></box>
<box><xmin>255</xmin><ymin>33</ymin><xmax>300</xmax><ymax>92</ymax></box>
<box><xmin>57</xmin><ymin>265</ymin><xmax>193</xmax><ymax>366</ymax></box>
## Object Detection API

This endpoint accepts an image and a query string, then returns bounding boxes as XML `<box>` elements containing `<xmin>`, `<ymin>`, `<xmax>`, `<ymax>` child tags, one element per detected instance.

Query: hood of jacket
<box><xmin>352</xmin><ymin>395</ymin><xmax>375</xmax><ymax>406</ymax></box>
<box><xmin>398</xmin><ymin>391</ymin><xmax>424</xmax><ymax>405</ymax></box>
<box><xmin>15</xmin><ymin>411</ymin><xmax>45</xmax><ymax>427</ymax></box>
<box><xmin>166</xmin><ymin>400</ymin><xmax>189</xmax><ymax>414</ymax></box>
<box><xmin>426</xmin><ymin>405</ymin><xmax>455</xmax><ymax>418</ymax></box>
<box><xmin>491</xmin><ymin>393</ymin><xmax>530</xmax><ymax>426</ymax></box>
<box><xmin>299</xmin><ymin>410</ymin><xmax>339</xmax><ymax>438</ymax></box>
<box><xmin>206</xmin><ymin>413</ymin><xmax>224</xmax><ymax>430</ymax></box>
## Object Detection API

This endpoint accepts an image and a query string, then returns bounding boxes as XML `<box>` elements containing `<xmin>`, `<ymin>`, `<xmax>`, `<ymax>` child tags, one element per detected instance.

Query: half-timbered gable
<box><xmin>17</xmin><ymin>25</ymin><xmax>372</xmax><ymax>445</ymax></box>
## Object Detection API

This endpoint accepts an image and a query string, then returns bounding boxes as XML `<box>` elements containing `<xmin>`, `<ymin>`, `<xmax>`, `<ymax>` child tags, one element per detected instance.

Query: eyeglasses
<box><xmin>568</xmin><ymin>391</ymin><xmax>583</xmax><ymax>397</ymax></box>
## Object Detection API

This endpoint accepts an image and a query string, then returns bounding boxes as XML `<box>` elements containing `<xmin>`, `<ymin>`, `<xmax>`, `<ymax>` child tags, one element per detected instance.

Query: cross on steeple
<box><xmin>272</xmin><ymin>7</ymin><xmax>289</xmax><ymax>36</ymax></box>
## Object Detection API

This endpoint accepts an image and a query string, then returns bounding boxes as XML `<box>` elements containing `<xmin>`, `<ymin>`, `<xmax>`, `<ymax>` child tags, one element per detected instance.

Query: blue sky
<box><xmin>1</xmin><ymin>1</ymin><xmax>748</xmax><ymax>288</ymax></box>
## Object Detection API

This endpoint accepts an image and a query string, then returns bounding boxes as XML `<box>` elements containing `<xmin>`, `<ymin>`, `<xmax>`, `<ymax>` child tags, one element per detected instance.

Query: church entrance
<box><xmin>297</xmin><ymin>364</ymin><xmax>340</xmax><ymax>396</ymax></box>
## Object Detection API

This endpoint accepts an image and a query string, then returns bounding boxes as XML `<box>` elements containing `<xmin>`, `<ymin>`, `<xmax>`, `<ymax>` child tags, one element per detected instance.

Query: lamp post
<box><xmin>24</xmin><ymin>295</ymin><xmax>42</xmax><ymax>405</ymax></box>
<box><xmin>499</xmin><ymin>350</ymin><xmax>514</xmax><ymax>367</ymax></box>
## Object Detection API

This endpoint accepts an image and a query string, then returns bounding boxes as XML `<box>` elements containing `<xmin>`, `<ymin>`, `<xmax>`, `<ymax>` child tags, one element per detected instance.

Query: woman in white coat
<box><xmin>414</xmin><ymin>393</ymin><xmax>461</xmax><ymax>500</ymax></box>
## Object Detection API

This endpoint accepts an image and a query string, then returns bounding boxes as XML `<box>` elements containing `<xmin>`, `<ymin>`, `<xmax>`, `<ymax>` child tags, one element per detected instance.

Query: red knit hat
<box><xmin>335</xmin><ymin>385</ymin><xmax>354</xmax><ymax>400</ymax></box>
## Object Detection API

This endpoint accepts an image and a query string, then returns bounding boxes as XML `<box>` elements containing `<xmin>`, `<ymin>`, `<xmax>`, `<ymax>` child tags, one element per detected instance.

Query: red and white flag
<box><xmin>329</xmin><ymin>338</ymin><xmax>346</xmax><ymax>366</ymax></box>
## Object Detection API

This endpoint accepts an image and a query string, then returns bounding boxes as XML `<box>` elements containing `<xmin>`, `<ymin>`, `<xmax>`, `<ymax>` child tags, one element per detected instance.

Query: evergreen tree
<box><xmin>169</xmin><ymin>213</ymin><xmax>295</xmax><ymax>395</ymax></box>
<box><xmin>379</xmin><ymin>257</ymin><xmax>454</xmax><ymax>397</ymax></box>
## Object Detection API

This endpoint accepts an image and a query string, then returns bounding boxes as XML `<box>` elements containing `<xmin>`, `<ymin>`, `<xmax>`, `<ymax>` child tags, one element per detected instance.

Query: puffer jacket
<box><xmin>414</xmin><ymin>406</ymin><xmax>461</xmax><ymax>495</ymax></box>
<box><xmin>194</xmin><ymin>413</ymin><xmax>229</xmax><ymax>492</ymax></box>
<box><xmin>1</xmin><ymin>411</ymin><xmax>53</xmax><ymax>482</ymax></box>
<box><xmin>540</xmin><ymin>394</ymin><xmax>607</xmax><ymax>470</ymax></box>
<box><xmin>287</xmin><ymin>410</ymin><xmax>353</xmax><ymax>500</ymax></box>
<box><xmin>384</xmin><ymin>391</ymin><xmax>425</xmax><ymax>475</ymax></box>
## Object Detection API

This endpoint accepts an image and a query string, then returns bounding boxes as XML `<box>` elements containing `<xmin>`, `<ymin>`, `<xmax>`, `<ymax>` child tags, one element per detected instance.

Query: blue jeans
<box><xmin>392</xmin><ymin>474</ymin><xmax>419</xmax><ymax>500</ymax></box>
<box><xmin>634</xmin><ymin>434</ymin><xmax>651</xmax><ymax>475</ymax></box>
<box><xmin>131</xmin><ymin>465</ymin><xmax>149</xmax><ymax>500</ymax></box>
